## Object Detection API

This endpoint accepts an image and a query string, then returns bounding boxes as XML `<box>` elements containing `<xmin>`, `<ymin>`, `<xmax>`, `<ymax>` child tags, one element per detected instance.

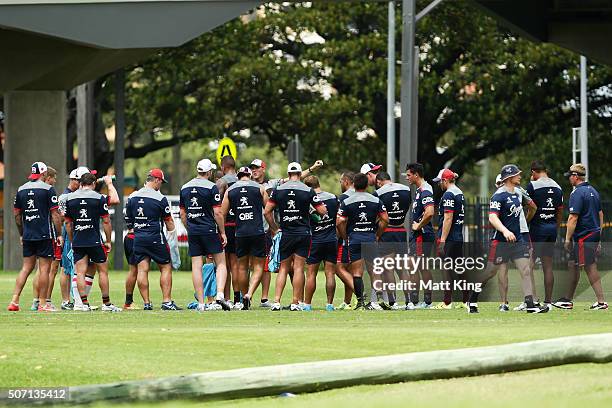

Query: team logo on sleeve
<box><xmin>215</xmin><ymin>194</ymin><xmax>221</xmax><ymax>201</ymax></box>
<box><xmin>103</xmin><ymin>203</ymin><xmax>109</xmax><ymax>211</ymax></box>
<box><xmin>443</xmin><ymin>199</ymin><xmax>454</xmax><ymax>207</ymax></box>
<box><xmin>422</xmin><ymin>196</ymin><xmax>434</xmax><ymax>205</ymax></box>
<box><xmin>51</xmin><ymin>196</ymin><xmax>58</xmax><ymax>203</ymax></box>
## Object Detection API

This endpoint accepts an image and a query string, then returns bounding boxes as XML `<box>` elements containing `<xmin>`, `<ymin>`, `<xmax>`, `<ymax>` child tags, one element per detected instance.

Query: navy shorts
<box><xmin>572</xmin><ymin>231</ymin><xmax>600</xmax><ymax>267</ymax></box>
<box><xmin>188</xmin><ymin>233</ymin><xmax>223</xmax><ymax>257</ymax></box>
<box><xmin>22</xmin><ymin>239</ymin><xmax>53</xmax><ymax>258</ymax></box>
<box><xmin>224</xmin><ymin>226</ymin><xmax>236</xmax><ymax>254</ymax></box>
<box><xmin>307</xmin><ymin>241</ymin><xmax>337</xmax><ymax>265</ymax></box>
<box><xmin>279</xmin><ymin>234</ymin><xmax>311</xmax><ymax>261</ymax></box>
<box><xmin>531</xmin><ymin>226</ymin><xmax>557</xmax><ymax>258</ymax></box>
<box><xmin>134</xmin><ymin>242</ymin><xmax>171</xmax><ymax>265</ymax></box>
<box><xmin>236</xmin><ymin>234</ymin><xmax>266</xmax><ymax>258</ymax></box>
<box><xmin>379</xmin><ymin>228</ymin><xmax>408</xmax><ymax>256</ymax></box>
<box><xmin>439</xmin><ymin>240</ymin><xmax>463</xmax><ymax>259</ymax></box>
<box><xmin>336</xmin><ymin>241</ymin><xmax>350</xmax><ymax>264</ymax></box>
<box><xmin>124</xmin><ymin>234</ymin><xmax>137</xmax><ymax>266</ymax></box>
<box><xmin>347</xmin><ymin>240</ymin><xmax>378</xmax><ymax>263</ymax></box>
<box><xmin>409</xmin><ymin>234</ymin><xmax>434</xmax><ymax>257</ymax></box>
<box><xmin>73</xmin><ymin>245</ymin><xmax>108</xmax><ymax>264</ymax></box>
<box><xmin>488</xmin><ymin>240</ymin><xmax>530</xmax><ymax>265</ymax></box>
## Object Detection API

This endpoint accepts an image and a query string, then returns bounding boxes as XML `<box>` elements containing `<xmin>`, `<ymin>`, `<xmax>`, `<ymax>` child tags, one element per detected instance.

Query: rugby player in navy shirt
<box><xmin>303</xmin><ymin>175</ymin><xmax>353</xmax><ymax>311</ymax></box>
<box><xmin>265</xmin><ymin>162</ymin><xmax>327</xmax><ymax>311</ymax></box>
<box><xmin>405</xmin><ymin>163</ymin><xmax>435</xmax><ymax>309</ymax></box>
<box><xmin>335</xmin><ymin>171</ymin><xmax>356</xmax><ymax>309</ymax></box>
<box><xmin>373</xmin><ymin>171</ymin><xmax>411</xmax><ymax>309</ymax></box>
<box><xmin>560</xmin><ymin>163</ymin><xmax>607</xmax><ymax>310</ymax></box>
<box><xmin>180</xmin><ymin>159</ymin><xmax>231</xmax><ymax>311</ymax></box>
<box><xmin>64</xmin><ymin>173</ymin><xmax>121</xmax><ymax>312</ymax></box>
<box><xmin>468</xmin><ymin>165</ymin><xmax>548</xmax><ymax>314</ymax></box>
<box><xmin>221</xmin><ymin>166</ymin><xmax>269</xmax><ymax>310</ymax></box>
<box><xmin>126</xmin><ymin>168</ymin><xmax>180</xmax><ymax>311</ymax></box>
<box><xmin>432</xmin><ymin>168</ymin><xmax>469</xmax><ymax>309</ymax></box>
<box><xmin>337</xmin><ymin>173</ymin><xmax>388</xmax><ymax>310</ymax></box>
<box><xmin>526</xmin><ymin>161</ymin><xmax>563</xmax><ymax>307</ymax></box>
<box><xmin>9</xmin><ymin>162</ymin><xmax>63</xmax><ymax>312</ymax></box>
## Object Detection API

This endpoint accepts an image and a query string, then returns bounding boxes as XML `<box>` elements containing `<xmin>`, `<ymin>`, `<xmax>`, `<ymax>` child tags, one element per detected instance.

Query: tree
<box><xmin>88</xmin><ymin>1</ymin><xmax>611</xmax><ymax>195</ymax></box>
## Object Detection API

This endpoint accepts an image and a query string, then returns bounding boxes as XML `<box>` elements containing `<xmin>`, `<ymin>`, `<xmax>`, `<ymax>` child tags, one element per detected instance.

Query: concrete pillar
<box><xmin>76</xmin><ymin>82</ymin><xmax>94</xmax><ymax>166</ymax></box>
<box><xmin>3</xmin><ymin>91</ymin><xmax>66</xmax><ymax>270</ymax></box>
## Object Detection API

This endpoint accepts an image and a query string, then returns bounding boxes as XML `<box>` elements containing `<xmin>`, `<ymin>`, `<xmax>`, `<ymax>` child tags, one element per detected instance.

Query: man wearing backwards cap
<box><xmin>265</xmin><ymin>162</ymin><xmax>327</xmax><ymax>311</ymax></box>
<box><xmin>249</xmin><ymin>158</ymin><xmax>324</xmax><ymax>308</ymax></box>
<box><xmin>431</xmin><ymin>168</ymin><xmax>469</xmax><ymax>310</ymax></box>
<box><xmin>221</xmin><ymin>166</ymin><xmax>270</xmax><ymax>310</ymax></box>
<box><xmin>360</xmin><ymin>163</ymin><xmax>382</xmax><ymax>187</ymax></box>
<box><xmin>558</xmin><ymin>163</ymin><xmax>607</xmax><ymax>310</ymax></box>
<box><xmin>180</xmin><ymin>159</ymin><xmax>232</xmax><ymax>311</ymax></box>
<box><xmin>468</xmin><ymin>164</ymin><xmax>548</xmax><ymax>314</ymax></box>
<box><xmin>8</xmin><ymin>162</ymin><xmax>63</xmax><ymax>312</ymax></box>
<box><xmin>126</xmin><ymin>168</ymin><xmax>181</xmax><ymax>310</ymax></box>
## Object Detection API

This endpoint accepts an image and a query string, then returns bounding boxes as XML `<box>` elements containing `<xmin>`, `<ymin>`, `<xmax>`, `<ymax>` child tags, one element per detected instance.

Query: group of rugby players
<box><xmin>7</xmin><ymin>156</ymin><xmax>607</xmax><ymax>313</ymax></box>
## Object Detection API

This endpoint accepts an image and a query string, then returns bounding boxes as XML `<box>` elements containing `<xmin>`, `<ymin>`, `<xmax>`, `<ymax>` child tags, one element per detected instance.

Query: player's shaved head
<box><xmin>221</xmin><ymin>155</ymin><xmax>236</xmax><ymax>169</ymax></box>
<box><xmin>376</xmin><ymin>171</ymin><xmax>391</xmax><ymax>182</ymax></box>
<box><xmin>341</xmin><ymin>171</ymin><xmax>355</xmax><ymax>184</ymax></box>
<box><xmin>354</xmin><ymin>173</ymin><xmax>368</xmax><ymax>190</ymax></box>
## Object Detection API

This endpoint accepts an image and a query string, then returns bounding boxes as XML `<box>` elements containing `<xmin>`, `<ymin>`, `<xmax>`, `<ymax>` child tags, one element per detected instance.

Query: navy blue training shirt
<box><xmin>410</xmin><ymin>182</ymin><xmax>435</xmax><ymax>238</ymax></box>
<box><xmin>126</xmin><ymin>187</ymin><xmax>172</xmax><ymax>245</ymax></box>
<box><xmin>227</xmin><ymin>180</ymin><xmax>265</xmax><ymax>237</ymax></box>
<box><xmin>526</xmin><ymin>177</ymin><xmax>563</xmax><ymax>230</ymax></box>
<box><xmin>568</xmin><ymin>182</ymin><xmax>601</xmax><ymax>239</ymax></box>
<box><xmin>373</xmin><ymin>183</ymin><xmax>411</xmax><ymax>227</ymax></box>
<box><xmin>13</xmin><ymin>180</ymin><xmax>59</xmax><ymax>241</ymax></box>
<box><xmin>437</xmin><ymin>185</ymin><xmax>465</xmax><ymax>242</ymax></box>
<box><xmin>64</xmin><ymin>189</ymin><xmax>109</xmax><ymax>247</ymax></box>
<box><xmin>269</xmin><ymin>180</ymin><xmax>323</xmax><ymax>235</ymax></box>
<box><xmin>489</xmin><ymin>186</ymin><xmax>524</xmax><ymax>242</ymax></box>
<box><xmin>310</xmin><ymin>191</ymin><xmax>339</xmax><ymax>244</ymax></box>
<box><xmin>338</xmin><ymin>192</ymin><xmax>387</xmax><ymax>245</ymax></box>
<box><xmin>180</xmin><ymin>178</ymin><xmax>221</xmax><ymax>235</ymax></box>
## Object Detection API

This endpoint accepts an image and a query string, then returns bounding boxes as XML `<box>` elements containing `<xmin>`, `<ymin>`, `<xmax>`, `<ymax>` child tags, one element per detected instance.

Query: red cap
<box><xmin>148</xmin><ymin>168</ymin><xmax>168</xmax><ymax>183</ymax></box>
<box><xmin>432</xmin><ymin>168</ymin><xmax>458</xmax><ymax>182</ymax></box>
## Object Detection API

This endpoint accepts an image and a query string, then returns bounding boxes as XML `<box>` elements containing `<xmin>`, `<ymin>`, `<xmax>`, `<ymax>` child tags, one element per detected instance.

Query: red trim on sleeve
<box><xmin>444</xmin><ymin>209</ymin><xmax>455</xmax><ymax>213</ymax></box>
<box><xmin>101</xmin><ymin>214</ymin><xmax>110</xmax><ymax>218</ymax></box>
<box><xmin>378</xmin><ymin>211</ymin><xmax>387</xmax><ymax>215</ymax></box>
<box><xmin>212</xmin><ymin>204</ymin><xmax>222</xmax><ymax>208</ymax></box>
<box><xmin>49</xmin><ymin>205</ymin><xmax>59</xmax><ymax>211</ymax></box>
<box><xmin>268</xmin><ymin>199</ymin><xmax>276</xmax><ymax>205</ymax></box>
<box><xmin>313</xmin><ymin>202</ymin><xmax>324</xmax><ymax>208</ymax></box>
<box><xmin>164</xmin><ymin>215</ymin><xmax>172</xmax><ymax>221</ymax></box>
<box><xmin>337</xmin><ymin>215</ymin><xmax>347</xmax><ymax>220</ymax></box>
<box><xmin>13</xmin><ymin>208</ymin><xmax>21</xmax><ymax>214</ymax></box>
<box><xmin>488</xmin><ymin>210</ymin><xmax>499</xmax><ymax>215</ymax></box>
<box><xmin>557</xmin><ymin>205</ymin><xmax>564</xmax><ymax>209</ymax></box>
<box><xmin>423</xmin><ymin>203</ymin><xmax>435</xmax><ymax>209</ymax></box>
<box><xmin>64</xmin><ymin>216</ymin><xmax>73</xmax><ymax>222</ymax></box>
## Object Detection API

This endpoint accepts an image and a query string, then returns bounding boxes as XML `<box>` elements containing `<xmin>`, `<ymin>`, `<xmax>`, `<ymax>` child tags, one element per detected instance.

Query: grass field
<box><xmin>1</xmin><ymin>269</ymin><xmax>611</xmax><ymax>407</ymax></box>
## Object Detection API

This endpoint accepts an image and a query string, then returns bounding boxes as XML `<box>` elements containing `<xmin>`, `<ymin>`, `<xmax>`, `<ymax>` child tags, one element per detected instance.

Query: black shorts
<box><xmin>348</xmin><ymin>241</ymin><xmax>378</xmax><ymax>263</ymax></box>
<box><xmin>409</xmin><ymin>234</ymin><xmax>434</xmax><ymax>257</ymax></box>
<box><xmin>307</xmin><ymin>241</ymin><xmax>337</xmax><ymax>265</ymax></box>
<box><xmin>488</xmin><ymin>240</ymin><xmax>529</xmax><ymax>265</ymax></box>
<box><xmin>134</xmin><ymin>242</ymin><xmax>171</xmax><ymax>265</ymax></box>
<box><xmin>225</xmin><ymin>226</ymin><xmax>236</xmax><ymax>254</ymax></box>
<box><xmin>22</xmin><ymin>239</ymin><xmax>53</xmax><ymax>258</ymax></box>
<box><xmin>188</xmin><ymin>233</ymin><xmax>223</xmax><ymax>257</ymax></box>
<box><xmin>236</xmin><ymin>234</ymin><xmax>266</xmax><ymax>258</ymax></box>
<box><xmin>336</xmin><ymin>241</ymin><xmax>349</xmax><ymax>264</ymax></box>
<box><xmin>73</xmin><ymin>245</ymin><xmax>108</xmax><ymax>264</ymax></box>
<box><xmin>531</xmin><ymin>227</ymin><xmax>557</xmax><ymax>258</ymax></box>
<box><xmin>379</xmin><ymin>228</ymin><xmax>408</xmax><ymax>256</ymax></box>
<box><xmin>124</xmin><ymin>234</ymin><xmax>137</xmax><ymax>266</ymax></box>
<box><xmin>440</xmin><ymin>240</ymin><xmax>463</xmax><ymax>259</ymax></box>
<box><xmin>279</xmin><ymin>234</ymin><xmax>311</xmax><ymax>261</ymax></box>
<box><xmin>572</xmin><ymin>231</ymin><xmax>600</xmax><ymax>267</ymax></box>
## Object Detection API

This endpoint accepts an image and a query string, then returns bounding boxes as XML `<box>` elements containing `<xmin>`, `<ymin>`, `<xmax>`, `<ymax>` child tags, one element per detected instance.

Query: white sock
<box><xmin>71</xmin><ymin>276</ymin><xmax>83</xmax><ymax>307</ymax></box>
<box><xmin>84</xmin><ymin>275</ymin><xmax>94</xmax><ymax>296</ymax></box>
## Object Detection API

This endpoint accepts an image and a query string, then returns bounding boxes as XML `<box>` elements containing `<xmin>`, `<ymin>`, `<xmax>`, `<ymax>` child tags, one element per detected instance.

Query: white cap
<box><xmin>73</xmin><ymin>166</ymin><xmax>97</xmax><ymax>180</ymax></box>
<box><xmin>360</xmin><ymin>162</ymin><xmax>382</xmax><ymax>174</ymax></box>
<box><xmin>287</xmin><ymin>162</ymin><xmax>302</xmax><ymax>173</ymax></box>
<box><xmin>197</xmin><ymin>159</ymin><xmax>217</xmax><ymax>173</ymax></box>
<box><xmin>495</xmin><ymin>174</ymin><xmax>502</xmax><ymax>186</ymax></box>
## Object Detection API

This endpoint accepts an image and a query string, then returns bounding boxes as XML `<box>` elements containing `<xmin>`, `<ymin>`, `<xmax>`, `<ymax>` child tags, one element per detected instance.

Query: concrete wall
<box><xmin>3</xmin><ymin>91</ymin><xmax>67</xmax><ymax>270</ymax></box>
